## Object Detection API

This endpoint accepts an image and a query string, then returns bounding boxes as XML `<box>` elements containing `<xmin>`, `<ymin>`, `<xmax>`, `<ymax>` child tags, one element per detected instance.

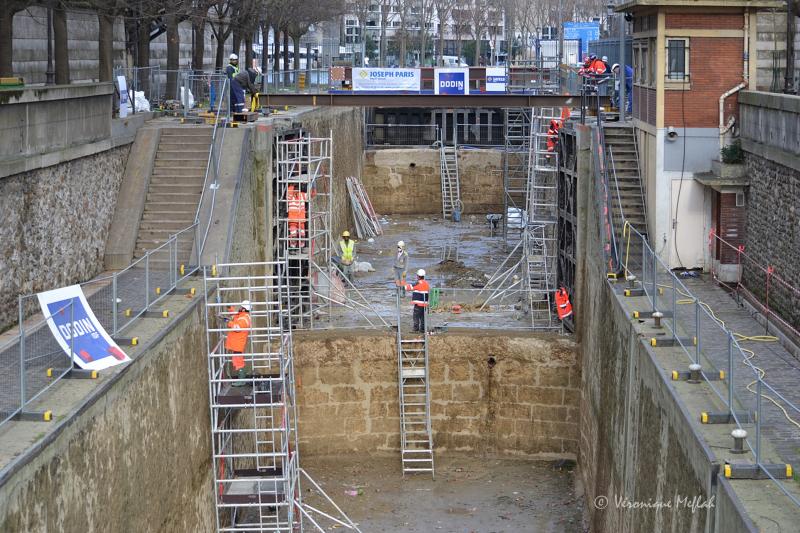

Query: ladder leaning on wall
<box><xmin>439</xmin><ymin>132</ymin><xmax>462</xmax><ymax>221</ymax></box>
<box><xmin>395</xmin><ymin>290</ymin><xmax>434</xmax><ymax>477</ymax></box>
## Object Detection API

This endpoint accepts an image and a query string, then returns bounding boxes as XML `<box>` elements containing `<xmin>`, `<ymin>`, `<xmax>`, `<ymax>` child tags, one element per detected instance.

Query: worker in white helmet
<box><xmin>393</xmin><ymin>241</ymin><xmax>409</xmax><ymax>295</ymax></box>
<box><xmin>404</xmin><ymin>269</ymin><xmax>430</xmax><ymax>333</ymax></box>
<box><xmin>226</xmin><ymin>54</ymin><xmax>239</xmax><ymax>80</ymax></box>
<box><xmin>337</xmin><ymin>230</ymin><xmax>356</xmax><ymax>282</ymax></box>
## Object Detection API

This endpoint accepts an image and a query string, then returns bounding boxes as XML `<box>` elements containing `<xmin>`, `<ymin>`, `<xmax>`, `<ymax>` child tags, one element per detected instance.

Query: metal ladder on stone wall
<box><xmin>439</xmin><ymin>138</ymin><xmax>461</xmax><ymax>220</ymax></box>
<box><xmin>396</xmin><ymin>291</ymin><xmax>434</xmax><ymax>477</ymax></box>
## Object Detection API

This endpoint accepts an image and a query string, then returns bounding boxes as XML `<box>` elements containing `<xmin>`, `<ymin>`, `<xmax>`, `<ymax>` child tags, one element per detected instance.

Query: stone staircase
<box><xmin>603</xmin><ymin>124</ymin><xmax>648</xmax><ymax>269</ymax></box>
<box><xmin>134</xmin><ymin>127</ymin><xmax>212</xmax><ymax>266</ymax></box>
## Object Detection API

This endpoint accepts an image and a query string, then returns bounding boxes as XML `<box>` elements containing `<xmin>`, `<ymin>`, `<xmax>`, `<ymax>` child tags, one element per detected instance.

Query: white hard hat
<box><xmin>397</xmin><ymin>240</ymin><xmax>405</xmax><ymax>248</ymax></box>
<box><xmin>417</xmin><ymin>269</ymin><xmax>426</xmax><ymax>277</ymax></box>
<box><xmin>229</xmin><ymin>53</ymin><xmax>239</xmax><ymax>61</ymax></box>
<box><xmin>611</xmin><ymin>63</ymin><xmax>620</xmax><ymax>71</ymax></box>
<box><xmin>602</xmin><ymin>56</ymin><xmax>608</xmax><ymax>62</ymax></box>
<box><xmin>241</xmin><ymin>300</ymin><xmax>251</xmax><ymax>311</ymax></box>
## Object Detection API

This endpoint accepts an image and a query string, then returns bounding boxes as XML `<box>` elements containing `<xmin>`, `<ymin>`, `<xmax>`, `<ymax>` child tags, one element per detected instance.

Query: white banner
<box><xmin>352</xmin><ymin>68</ymin><xmax>421</xmax><ymax>92</ymax></box>
<box><xmin>434</xmin><ymin>68</ymin><xmax>470</xmax><ymax>95</ymax></box>
<box><xmin>485</xmin><ymin>67</ymin><xmax>507</xmax><ymax>93</ymax></box>
<box><xmin>37</xmin><ymin>285</ymin><xmax>130</xmax><ymax>371</ymax></box>
<box><xmin>117</xmin><ymin>75</ymin><xmax>130</xmax><ymax>118</ymax></box>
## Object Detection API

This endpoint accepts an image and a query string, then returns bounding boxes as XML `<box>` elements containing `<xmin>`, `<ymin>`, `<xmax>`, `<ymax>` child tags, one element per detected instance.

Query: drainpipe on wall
<box><xmin>718</xmin><ymin>9</ymin><xmax>751</xmax><ymax>152</ymax></box>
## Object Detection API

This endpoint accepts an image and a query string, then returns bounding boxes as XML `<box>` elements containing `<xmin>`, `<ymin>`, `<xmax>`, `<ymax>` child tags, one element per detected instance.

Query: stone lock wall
<box><xmin>293</xmin><ymin>331</ymin><xmax>580</xmax><ymax>458</ymax></box>
<box><xmin>361</xmin><ymin>148</ymin><xmax>504</xmax><ymax>215</ymax></box>
<box><xmin>742</xmin><ymin>152</ymin><xmax>800</xmax><ymax>329</ymax></box>
<box><xmin>0</xmin><ymin>145</ymin><xmax>130</xmax><ymax>331</ymax></box>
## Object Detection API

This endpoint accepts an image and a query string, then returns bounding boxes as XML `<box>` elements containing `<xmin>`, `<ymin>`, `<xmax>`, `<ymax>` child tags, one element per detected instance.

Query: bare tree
<box><xmin>417</xmin><ymin>0</ymin><xmax>436</xmax><ymax>66</ymax></box>
<box><xmin>377</xmin><ymin>0</ymin><xmax>391</xmax><ymax>66</ymax></box>
<box><xmin>394</xmin><ymin>0</ymin><xmax>415</xmax><ymax>66</ymax></box>
<box><xmin>431</xmin><ymin>0</ymin><xmax>454</xmax><ymax>66</ymax></box>
<box><xmin>450</xmin><ymin>4</ymin><xmax>470</xmax><ymax>65</ymax></box>
<box><xmin>347</xmin><ymin>0</ymin><xmax>371</xmax><ymax>66</ymax></box>
<box><xmin>467</xmin><ymin>0</ymin><xmax>490</xmax><ymax>66</ymax></box>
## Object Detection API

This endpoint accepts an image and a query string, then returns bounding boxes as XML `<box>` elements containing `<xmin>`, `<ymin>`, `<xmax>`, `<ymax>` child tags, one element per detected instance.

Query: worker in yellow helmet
<box><xmin>338</xmin><ymin>230</ymin><xmax>356</xmax><ymax>282</ymax></box>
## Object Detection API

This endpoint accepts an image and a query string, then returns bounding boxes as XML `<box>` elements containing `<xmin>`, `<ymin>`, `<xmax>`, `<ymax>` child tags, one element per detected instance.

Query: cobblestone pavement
<box><xmin>680</xmin><ymin>275</ymin><xmax>800</xmax><ymax>470</ymax></box>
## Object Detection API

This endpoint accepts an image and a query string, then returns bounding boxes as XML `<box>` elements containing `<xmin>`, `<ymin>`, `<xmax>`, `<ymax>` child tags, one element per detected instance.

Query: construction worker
<box><xmin>338</xmin><ymin>231</ymin><xmax>356</xmax><ymax>281</ymax></box>
<box><xmin>393</xmin><ymin>241</ymin><xmax>409</xmax><ymax>295</ymax></box>
<box><xmin>589</xmin><ymin>54</ymin><xmax>607</xmax><ymax>75</ymax></box>
<box><xmin>231</xmin><ymin>68</ymin><xmax>259</xmax><ymax>114</ymax></box>
<box><xmin>601</xmin><ymin>55</ymin><xmax>610</xmax><ymax>72</ymax></box>
<box><xmin>546</xmin><ymin>119</ymin><xmax>561</xmax><ymax>157</ymax></box>
<box><xmin>225</xmin><ymin>54</ymin><xmax>239</xmax><ymax>80</ymax></box>
<box><xmin>225</xmin><ymin>300</ymin><xmax>251</xmax><ymax>386</ymax></box>
<box><xmin>405</xmin><ymin>269</ymin><xmax>430</xmax><ymax>333</ymax></box>
<box><xmin>612</xmin><ymin>63</ymin><xmax>634</xmax><ymax>113</ymax></box>
<box><xmin>555</xmin><ymin>287</ymin><xmax>573</xmax><ymax>320</ymax></box>
<box><xmin>287</xmin><ymin>185</ymin><xmax>308</xmax><ymax>247</ymax></box>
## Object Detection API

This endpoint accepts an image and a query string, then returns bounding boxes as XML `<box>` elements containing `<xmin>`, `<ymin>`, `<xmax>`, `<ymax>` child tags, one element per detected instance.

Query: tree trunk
<box><xmin>456</xmin><ymin>37</ymin><xmax>462</xmax><ymax>65</ymax></box>
<box><xmin>166</xmin><ymin>15</ymin><xmax>179</xmax><ymax>98</ymax></box>
<box><xmin>98</xmin><ymin>12</ymin><xmax>114</xmax><ymax>82</ymax></box>
<box><xmin>437</xmin><ymin>33</ymin><xmax>445</xmax><ymax>66</ymax></box>
<box><xmin>137</xmin><ymin>20</ymin><xmax>151</xmax><ymax>92</ymax></box>
<box><xmin>245</xmin><ymin>36</ymin><xmax>254</xmax><ymax>69</ymax></box>
<box><xmin>261</xmin><ymin>23</ymin><xmax>270</xmax><ymax>89</ymax></box>
<box><xmin>232</xmin><ymin>32</ymin><xmax>242</xmax><ymax>61</ymax></box>
<box><xmin>473</xmin><ymin>36</ymin><xmax>480</xmax><ymax>66</ymax></box>
<box><xmin>399</xmin><ymin>31</ymin><xmax>406</xmax><ymax>67</ymax></box>
<box><xmin>192</xmin><ymin>18</ymin><xmax>205</xmax><ymax>71</ymax></box>
<box><xmin>282</xmin><ymin>30</ymin><xmax>290</xmax><ymax>83</ymax></box>
<box><xmin>53</xmin><ymin>6</ymin><xmax>69</xmax><ymax>84</ymax></box>
<box><xmin>380</xmin><ymin>13</ymin><xmax>388</xmax><ymax>66</ymax></box>
<box><xmin>273</xmin><ymin>31</ymin><xmax>279</xmax><ymax>72</ymax></box>
<box><xmin>215</xmin><ymin>31</ymin><xmax>226</xmax><ymax>70</ymax></box>
<box><xmin>0</xmin><ymin>9</ymin><xmax>15</xmax><ymax>77</ymax></box>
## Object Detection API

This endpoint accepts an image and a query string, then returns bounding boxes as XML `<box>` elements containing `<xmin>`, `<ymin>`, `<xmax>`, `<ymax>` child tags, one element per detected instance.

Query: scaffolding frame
<box><xmin>275</xmin><ymin>132</ymin><xmax>333</xmax><ymax>330</ymax></box>
<box><xmin>502</xmin><ymin>107</ymin><xmax>532</xmax><ymax>247</ymax></box>
<box><xmin>203</xmin><ymin>261</ymin><xmax>360</xmax><ymax>533</ymax></box>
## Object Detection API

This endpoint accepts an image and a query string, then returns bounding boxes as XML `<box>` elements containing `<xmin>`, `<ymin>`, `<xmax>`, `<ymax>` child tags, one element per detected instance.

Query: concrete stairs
<box><xmin>603</xmin><ymin>124</ymin><xmax>648</xmax><ymax>270</ymax></box>
<box><xmin>134</xmin><ymin>127</ymin><xmax>212</xmax><ymax>267</ymax></box>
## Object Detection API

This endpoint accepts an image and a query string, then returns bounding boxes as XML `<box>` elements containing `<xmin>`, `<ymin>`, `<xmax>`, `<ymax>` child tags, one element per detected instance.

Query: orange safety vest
<box><xmin>590</xmin><ymin>59</ymin><xmax>607</xmax><ymax>75</ymax></box>
<box><xmin>225</xmin><ymin>311</ymin><xmax>251</xmax><ymax>353</ymax></box>
<box><xmin>547</xmin><ymin>122</ymin><xmax>560</xmax><ymax>152</ymax></box>
<box><xmin>404</xmin><ymin>279</ymin><xmax>430</xmax><ymax>307</ymax></box>
<box><xmin>288</xmin><ymin>190</ymin><xmax>307</xmax><ymax>221</ymax></box>
<box><xmin>555</xmin><ymin>288</ymin><xmax>573</xmax><ymax>320</ymax></box>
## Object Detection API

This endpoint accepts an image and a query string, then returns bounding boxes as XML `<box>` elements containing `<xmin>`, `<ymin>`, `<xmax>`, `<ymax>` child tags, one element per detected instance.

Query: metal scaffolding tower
<box><xmin>524</xmin><ymin>107</ymin><xmax>561</xmax><ymax>329</ymax></box>
<box><xmin>203</xmin><ymin>261</ymin><xmax>360</xmax><ymax>533</ymax></box>
<box><xmin>502</xmin><ymin>107</ymin><xmax>532</xmax><ymax>247</ymax></box>
<box><xmin>275</xmin><ymin>132</ymin><xmax>333</xmax><ymax>329</ymax></box>
<box><xmin>396</xmin><ymin>293</ymin><xmax>434</xmax><ymax>477</ymax></box>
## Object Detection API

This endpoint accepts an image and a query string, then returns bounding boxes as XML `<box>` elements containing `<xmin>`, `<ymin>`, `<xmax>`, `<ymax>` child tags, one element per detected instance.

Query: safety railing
<box><xmin>0</xmin><ymin>299</ymin><xmax>78</xmax><ymax>427</ymax></box>
<box><xmin>619</xmin><ymin>222</ymin><xmax>800</xmax><ymax>508</ymax></box>
<box><xmin>261</xmin><ymin>68</ymin><xmax>333</xmax><ymax>94</ymax></box>
<box><xmin>364</xmin><ymin>124</ymin><xmax>439</xmax><ymax>147</ymax></box>
<box><xmin>0</xmin><ymin>225</ymin><xmax>202</xmax><ymax>432</ymax></box>
<box><xmin>709</xmin><ymin>231</ymin><xmax>800</xmax><ymax>338</ymax></box>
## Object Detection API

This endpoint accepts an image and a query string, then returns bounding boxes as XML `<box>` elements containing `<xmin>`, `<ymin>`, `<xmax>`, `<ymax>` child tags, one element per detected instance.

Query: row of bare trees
<box><xmin>0</xmin><ymin>0</ymin><xmax>345</xmax><ymax>84</ymax></box>
<box><xmin>346</xmin><ymin>0</ymin><xmax>605</xmax><ymax>67</ymax></box>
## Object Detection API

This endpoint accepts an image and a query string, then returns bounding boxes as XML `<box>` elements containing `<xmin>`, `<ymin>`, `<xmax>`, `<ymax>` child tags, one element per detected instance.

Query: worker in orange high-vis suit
<box><xmin>404</xmin><ymin>269</ymin><xmax>430</xmax><ymax>333</ymax></box>
<box><xmin>287</xmin><ymin>185</ymin><xmax>308</xmax><ymax>248</ymax></box>
<box><xmin>546</xmin><ymin>119</ymin><xmax>561</xmax><ymax>158</ymax></box>
<box><xmin>555</xmin><ymin>287</ymin><xmax>573</xmax><ymax>320</ymax></box>
<box><xmin>225</xmin><ymin>300</ymin><xmax>251</xmax><ymax>386</ymax></box>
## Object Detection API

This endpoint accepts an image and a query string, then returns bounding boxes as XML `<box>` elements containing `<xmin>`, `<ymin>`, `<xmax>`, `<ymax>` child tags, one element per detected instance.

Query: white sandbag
<box><xmin>352</xmin><ymin>261</ymin><xmax>375</xmax><ymax>273</ymax></box>
<box><xmin>179</xmin><ymin>86</ymin><xmax>195</xmax><ymax>108</ymax></box>
<box><xmin>132</xmin><ymin>91</ymin><xmax>150</xmax><ymax>112</ymax></box>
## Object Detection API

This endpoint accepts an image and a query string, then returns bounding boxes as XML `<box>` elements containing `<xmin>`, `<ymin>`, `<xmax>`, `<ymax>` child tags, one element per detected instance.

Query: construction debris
<box><xmin>346</xmin><ymin>176</ymin><xmax>383</xmax><ymax>239</ymax></box>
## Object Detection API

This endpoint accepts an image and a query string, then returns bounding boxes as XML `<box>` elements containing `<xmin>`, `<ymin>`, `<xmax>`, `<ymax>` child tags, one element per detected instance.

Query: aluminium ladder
<box><xmin>503</xmin><ymin>107</ymin><xmax>533</xmax><ymax>248</ymax></box>
<box><xmin>439</xmin><ymin>140</ymin><xmax>461</xmax><ymax>220</ymax></box>
<box><xmin>396</xmin><ymin>292</ymin><xmax>434</xmax><ymax>477</ymax></box>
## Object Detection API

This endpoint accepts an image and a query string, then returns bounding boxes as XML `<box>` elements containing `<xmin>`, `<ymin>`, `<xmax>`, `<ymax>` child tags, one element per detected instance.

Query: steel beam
<box><xmin>260</xmin><ymin>93</ymin><xmax>603</xmax><ymax>108</ymax></box>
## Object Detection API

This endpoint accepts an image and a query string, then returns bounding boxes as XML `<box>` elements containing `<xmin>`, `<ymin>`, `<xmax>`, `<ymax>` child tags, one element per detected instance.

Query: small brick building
<box><xmin>616</xmin><ymin>0</ymin><xmax>782</xmax><ymax>269</ymax></box>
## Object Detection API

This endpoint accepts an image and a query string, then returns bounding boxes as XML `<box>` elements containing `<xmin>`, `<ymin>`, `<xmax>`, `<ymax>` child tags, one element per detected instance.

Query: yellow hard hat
<box><xmin>342</xmin><ymin>230</ymin><xmax>351</xmax><ymax>237</ymax></box>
